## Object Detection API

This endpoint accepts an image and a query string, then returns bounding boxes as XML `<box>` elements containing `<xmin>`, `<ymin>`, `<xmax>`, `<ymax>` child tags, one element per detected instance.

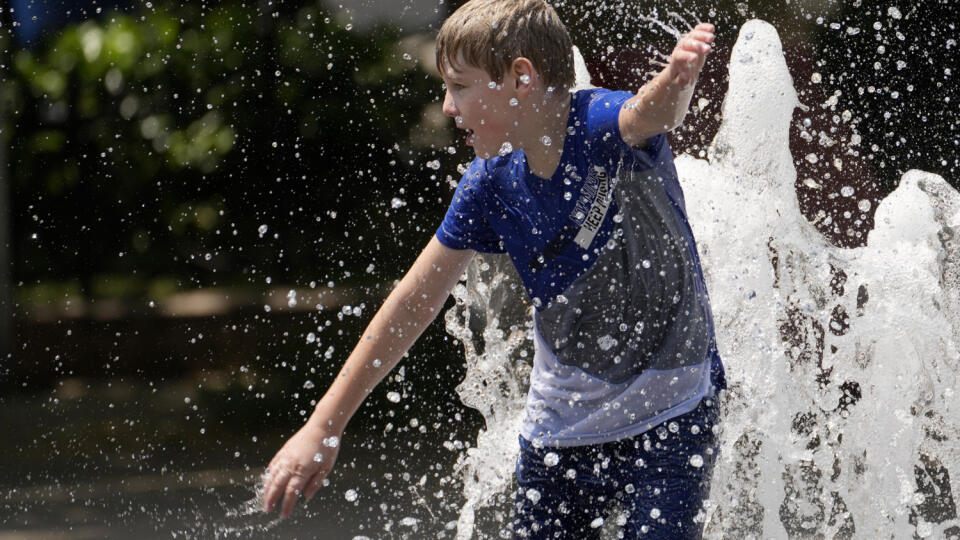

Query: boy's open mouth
<box><xmin>465</xmin><ymin>128</ymin><xmax>474</xmax><ymax>146</ymax></box>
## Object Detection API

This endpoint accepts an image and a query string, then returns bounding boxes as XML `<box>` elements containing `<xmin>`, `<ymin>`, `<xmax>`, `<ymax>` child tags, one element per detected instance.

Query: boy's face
<box><xmin>440</xmin><ymin>55</ymin><xmax>518</xmax><ymax>159</ymax></box>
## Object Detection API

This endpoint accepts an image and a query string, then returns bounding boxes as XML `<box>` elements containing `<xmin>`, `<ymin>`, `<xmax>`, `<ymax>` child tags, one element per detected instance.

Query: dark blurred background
<box><xmin>0</xmin><ymin>0</ymin><xmax>957</xmax><ymax>538</ymax></box>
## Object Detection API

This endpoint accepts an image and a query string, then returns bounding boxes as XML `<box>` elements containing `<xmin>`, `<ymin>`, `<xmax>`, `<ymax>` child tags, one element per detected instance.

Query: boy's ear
<box><xmin>511</xmin><ymin>57</ymin><xmax>535</xmax><ymax>98</ymax></box>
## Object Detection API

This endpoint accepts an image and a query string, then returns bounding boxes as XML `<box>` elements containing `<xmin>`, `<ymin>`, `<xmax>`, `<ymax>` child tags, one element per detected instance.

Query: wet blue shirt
<box><xmin>437</xmin><ymin>88</ymin><xmax>722</xmax><ymax>447</ymax></box>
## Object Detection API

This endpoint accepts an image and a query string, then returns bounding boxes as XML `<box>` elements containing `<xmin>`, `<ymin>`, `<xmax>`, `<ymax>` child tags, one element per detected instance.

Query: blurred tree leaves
<box><xmin>8</xmin><ymin>1</ymin><xmax>450</xmax><ymax>302</ymax></box>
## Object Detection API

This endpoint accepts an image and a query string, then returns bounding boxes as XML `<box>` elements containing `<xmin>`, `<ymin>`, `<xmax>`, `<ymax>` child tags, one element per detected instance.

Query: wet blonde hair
<box><xmin>436</xmin><ymin>0</ymin><xmax>575</xmax><ymax>91</ymax></box>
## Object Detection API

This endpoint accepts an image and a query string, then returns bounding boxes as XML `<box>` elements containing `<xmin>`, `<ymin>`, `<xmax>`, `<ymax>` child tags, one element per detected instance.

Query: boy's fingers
<box><xmin>263</xmin><ymin>468</ymin><xmax>290</xmax><ymax>512</ymax></box>
<box><xmin>674</xmin><ymin>49</ymin><xmax>700</xmax><ymax>64</ymax></box>
<box><xmin>304</xmin><ymin>472</ymin><xmax>326</xmax><ymax>501</ymax></box>
<box><xmin>695</xmin><ymin>22</ymin><xmax>715</xmax><ymax>33</ymax></box>
<box><xmin>684</xmin><ymin>33</ymin><xmax>714</xmax><ymax>49</ymax></box>
<box><xmin>281</xmin><ymin>475</ymin><xmax>308</xmax><ymax>519</ymax></box>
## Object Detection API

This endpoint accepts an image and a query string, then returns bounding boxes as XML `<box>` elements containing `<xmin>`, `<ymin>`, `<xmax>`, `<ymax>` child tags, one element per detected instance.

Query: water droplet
<box><xmin>323</xmin><ymin>436</ymin><xmax>340</xmax><ymax>448</ymax></box>
<box><xmin>519</xmin><ymin>74</ymin><xmax>530</xmax><ymax>84</ymax></box>
<box><xmin>303</xmin><ymin>380</ymin><xmax>315</xmax><ymax>389</ymax></box>
<box><xmin>525</xmin><ymin>488</ymin><xmax>541</xmax><ymax>504</ymax></box>
<box><xmin>690</xmin><ymin>454</ymin><xmax>704</xmax><ymax>468</ymax></box>
<box><xmin>540</xmin><ymin>135</ymin><xmax>552</xmax><ymax>146</ymax></box>
<box><xmin>313</xmin><ymin>452</ymin><xmax>324</xmax><ymax>462</ymax></box>
<box><xmin>426</xmin><ymin>159</ymin><xmax>441</xmax><ymax>170</ymax></box>
<box><xmin>590</xmin><ymin>517</ymin><xmax>604</xmax><ymax>528</ymax></box>
<box><xmin>597</xmin><ymin>335</ymin><xmax>617</xmax><ymax>351</ymax></box>
<box><xmin>690</xmin><ymin>424</ymin><xmax>701</xmax><ymax>435</ymax></box>
<box><xmin>650</xmin><ymin>508</ymin><xmax>661</xmax><ymax>519</ymax></box>
<box><xmin>344</xmin><ymin>488</ymin><xmax>358</xmax><ymax>501</ymax></box>
<box><xmin>487</xmin><ymin>81</ymin><xmax>497</xmax><ymax>89</ymax></box>
<box><xmin>858</xmin><ymin>199</ymin><xmax>872</xmax><ymax>212</ymax></box>
<box><xmin>840</xmin><ymin>185</ymin><xmax>855</xmax><ymax>197</ymax></box>
<box><xmin>391</xmin><ymin>197</ymin><xmax>406</xmax><ymax>209</ymax></box>
<box><xmin>544</xmin><ymin>452</ymin><xmax>559</xmax><ymax>467</ymax></box>
<box><xmin>810</xmin><ymin>72</ymin><xmax>822</xmax><ymax>83</ymax></box>
<box><xmin>386</xmin><ymin>391</ymin><xmax>401</xmax><ymax>403</ymax></box>
<box><xmin>257</xmin><ymin>224</ymin><xmax>269</xmax><ymax>237</ymax></box>
<box><xmin>642</xmin><ymin>259</ymin><xmax>651</xmax><ymax>269</ymax></box>
<box><xmin>624</xmin><ymin>483</ymin><xmax>635</xmax><ymax>494</ymax></box>
<box><xmin>509</xmin><ymin>97</ymin><xmax>519</xmax><ymax>107</ymax></box>
<box><xmin>668</xmin><ymin>421</ymin><xmax>679</xmax><ymax>433</ymax></box>
<box><xmin>498</xmin><ymin>142</ymin><xmax>513</xmax><ymax>155</ymax></box>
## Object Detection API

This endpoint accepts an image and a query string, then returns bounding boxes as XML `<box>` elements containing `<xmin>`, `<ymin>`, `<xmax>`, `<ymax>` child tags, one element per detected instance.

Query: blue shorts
<box><xmin>513</xmin><ymin>360</ymin><xmax>724</xmax><ymax>539</ymax></box>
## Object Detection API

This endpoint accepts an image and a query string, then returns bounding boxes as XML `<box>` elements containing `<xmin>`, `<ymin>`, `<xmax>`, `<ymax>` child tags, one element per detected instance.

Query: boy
<box><xmin>263</xmin><ymin>0</ymin><xmax>724</xmax><ymax>537</ymax></box>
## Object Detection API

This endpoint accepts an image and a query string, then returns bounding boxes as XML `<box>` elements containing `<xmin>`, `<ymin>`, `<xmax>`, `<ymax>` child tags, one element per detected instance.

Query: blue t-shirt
<box><xmin>437</xmin><ymin>88</ymin><xmax>723</xmax><ymax>447</ymax></box>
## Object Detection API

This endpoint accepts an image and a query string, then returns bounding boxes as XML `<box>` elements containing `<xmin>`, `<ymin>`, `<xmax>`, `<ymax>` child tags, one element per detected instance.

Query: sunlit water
<box><xmin>447</xmin><ymin>20</ymin><xmax>960</xmax><ymax>540</ymax></box>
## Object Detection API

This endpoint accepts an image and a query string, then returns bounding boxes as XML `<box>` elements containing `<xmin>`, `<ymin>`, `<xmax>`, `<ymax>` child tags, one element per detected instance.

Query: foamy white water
<box><xmin>446</xmin><ymin>256</ymin><xmax>531</xmax><ymax>539</ymax></box>
<box><xmin>677</xmin><ymin>20</ymin><xmax>960</xmax><ymax>539</ymax></box>
<box><xmin>449</xmin><ymin>18</ymin><xmax>960</xmax><ymax>539</ymax></box>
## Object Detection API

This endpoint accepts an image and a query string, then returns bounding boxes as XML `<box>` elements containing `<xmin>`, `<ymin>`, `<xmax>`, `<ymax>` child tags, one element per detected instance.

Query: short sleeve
<box><xmin>435</xmin><ymin>158</ymin><xmax>506</xmax><ymax>253</ymax></box>
<box><xmin>584</xmin><ymin>89</ymin><xmax>667</xmax><ymax>167</ymax></box>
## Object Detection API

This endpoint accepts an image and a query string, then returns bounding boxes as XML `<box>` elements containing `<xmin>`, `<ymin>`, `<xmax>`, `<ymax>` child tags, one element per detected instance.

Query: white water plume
<box><xmin>445</xmin><ymin>256</ymin><xmax>531</xmax><ymax>540</ymax></box>
<box><xmin>677</xmin><ymin>20</ymin><xmax>960</xmax><ymax>538</ymax></box>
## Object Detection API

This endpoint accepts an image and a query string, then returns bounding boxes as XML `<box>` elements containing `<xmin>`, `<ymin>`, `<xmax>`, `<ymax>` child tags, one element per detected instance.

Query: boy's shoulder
<box><xmin>463</xmin><ymin>87</ymin><xmax>662</xmax><ymax>188</ymax></box>
<box><xmin>461</xmin><ymin>150</ymin><xmax>523</xmax><ymax>186</ymax></box>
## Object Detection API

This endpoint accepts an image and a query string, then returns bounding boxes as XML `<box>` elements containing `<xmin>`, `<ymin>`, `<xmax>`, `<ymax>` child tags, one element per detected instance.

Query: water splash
<box><xmin>676</xmin><ymin>20</ymin><xmax>960</xmax><ymax>538</ymax></box>
<box><xmin>445</xmin><ymin>255</ymin><xmax>531</xmax><ymax>539</ymax></box>
<box><xmin>636</xmin><ymin>15</ymin><xmax>684</xmax><ymax>41</ymax></box>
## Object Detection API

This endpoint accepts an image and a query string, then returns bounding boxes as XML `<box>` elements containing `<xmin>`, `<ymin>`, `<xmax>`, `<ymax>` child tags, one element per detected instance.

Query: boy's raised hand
<box><xmin>667</xmin><ymin>22</ymin><xmax>715</xmax><ymax>88</ymax></box>
<box><xmin>262</xmin><ymin>419</ymin><xmax>342</xmax><ymax>518</ymax></box>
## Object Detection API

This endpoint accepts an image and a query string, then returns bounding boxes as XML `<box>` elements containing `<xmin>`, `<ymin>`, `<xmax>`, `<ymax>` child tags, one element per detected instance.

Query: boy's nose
<box><xmin>442</xmin><ymin>91</ymin><xmax>459</xmax><ymax>117</ymax></box>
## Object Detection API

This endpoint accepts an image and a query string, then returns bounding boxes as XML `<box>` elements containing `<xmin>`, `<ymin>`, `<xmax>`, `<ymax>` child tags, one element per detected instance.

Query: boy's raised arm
<box><xmin>619</xmin><ymin>22</ymin><xmax>716</xmax><ymax>147</ymax></box>
<box><xmin>262</xmin><ymin>236</ymin><xmax>475</xmax><ymax>518</ymax></box>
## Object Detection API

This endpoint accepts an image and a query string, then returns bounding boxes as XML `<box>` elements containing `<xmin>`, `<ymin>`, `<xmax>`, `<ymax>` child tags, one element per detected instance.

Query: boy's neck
<box><xmin>516</xmin><ymin>91</ymin><xmax>572</xmax><ymax>179</ymax></box>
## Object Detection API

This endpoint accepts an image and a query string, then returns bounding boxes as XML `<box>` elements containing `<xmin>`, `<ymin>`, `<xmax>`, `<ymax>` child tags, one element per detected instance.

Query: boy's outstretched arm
<box><xmin>262</xmin><ymin>236</ymin><xmax>475</xmax><ymax>518</ymax></box>
<box><xmin>619</xmin><ymin>22</ymin><xmax>716</xmax><ymax>147</ymax></box>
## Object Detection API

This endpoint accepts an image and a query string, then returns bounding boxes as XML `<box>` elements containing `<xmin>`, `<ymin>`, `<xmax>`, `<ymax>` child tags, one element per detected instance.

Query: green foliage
<box><xmin>8</xmin><ymin>1</ymin><xmax>453</xmax><ymax>300</ymax></box>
